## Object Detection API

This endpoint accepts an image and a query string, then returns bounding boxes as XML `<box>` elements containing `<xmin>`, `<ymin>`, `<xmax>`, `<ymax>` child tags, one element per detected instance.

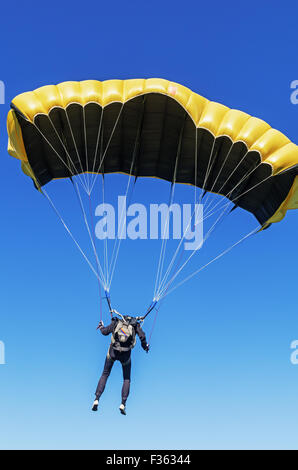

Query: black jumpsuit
<box><xmin>95</xmin><ymin>318</ymin><xmax>148</xmax><ymax>405</ymax></box>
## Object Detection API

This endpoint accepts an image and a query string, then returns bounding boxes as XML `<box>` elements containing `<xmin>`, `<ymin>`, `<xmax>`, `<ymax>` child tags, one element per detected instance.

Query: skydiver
<box><xmin>92</xmin><ymin>310</ymin><xmax>149</xmax><ymax>415</ymax></box>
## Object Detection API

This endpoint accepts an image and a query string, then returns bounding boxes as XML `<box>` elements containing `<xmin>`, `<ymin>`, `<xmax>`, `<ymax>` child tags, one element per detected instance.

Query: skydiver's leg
<box><xmin>95</xmin><ymin>350</ymin><xmax>115</xmax><ymax>400</ymax></box>
<box><xmin>120</xmin><ymin>353</ymin><xmax>131</xmax><ymax>406</ymax></box>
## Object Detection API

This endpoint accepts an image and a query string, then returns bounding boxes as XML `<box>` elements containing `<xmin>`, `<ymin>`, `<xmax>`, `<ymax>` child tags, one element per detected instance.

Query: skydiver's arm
<box><xmin>99</xmin><ymin>319</ymin><xmax>117</xmax><ymax>336</ymax></box>
<box><xmin>136</xmin><ymin>323</ymin><xmax>148</xmax><ymax>350</ymax></box>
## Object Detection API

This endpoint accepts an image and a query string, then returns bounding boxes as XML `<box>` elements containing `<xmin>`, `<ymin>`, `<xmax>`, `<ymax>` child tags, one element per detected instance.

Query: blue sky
<box><xmin>0</xmin><ymin>0</ymin><xmax>298</xmax><ymax>450</ymax></box>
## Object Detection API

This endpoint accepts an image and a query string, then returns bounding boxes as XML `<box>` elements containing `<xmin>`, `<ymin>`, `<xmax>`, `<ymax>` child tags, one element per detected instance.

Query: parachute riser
<box><xmin>104</xmin><ymin>291</ymin><xmax>113</xmax><ymax>315</ymax></box>
<box><xmin>139</xmin><ymin>301</ymin><xmax>158</xmax><ymax>322</ymax></box>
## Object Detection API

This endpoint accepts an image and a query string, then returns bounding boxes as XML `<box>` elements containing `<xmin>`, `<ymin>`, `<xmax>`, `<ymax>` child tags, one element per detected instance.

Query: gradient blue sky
<box><xmin>0</xmin><ymin>0</ymin><xmax>298</xmax><ymax>450</ymax></box>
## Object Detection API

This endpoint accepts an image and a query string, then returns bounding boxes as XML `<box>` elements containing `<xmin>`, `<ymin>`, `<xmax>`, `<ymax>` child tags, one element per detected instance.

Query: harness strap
<box><xmin>112</xmin><ymin>344</ymin><xmax>133</xmax><ymax>353</ymax></box>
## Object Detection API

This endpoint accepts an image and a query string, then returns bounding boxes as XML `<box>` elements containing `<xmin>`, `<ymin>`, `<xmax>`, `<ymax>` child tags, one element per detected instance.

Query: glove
<box><xmin>96</xmin><ymin>320</ymin><xmax>104</xmax><ymax>330</ymax></box>
<box><xmin>144</xmin><ymin>344</ymin><xmax>150</xmax><ymax>353</ymax></box>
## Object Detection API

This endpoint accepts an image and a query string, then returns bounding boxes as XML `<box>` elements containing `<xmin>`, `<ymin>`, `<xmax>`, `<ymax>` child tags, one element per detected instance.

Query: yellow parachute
<box><xmin>7</xmin><ymin>78</ymin><xmax>298</xmax><ymax>228</ymax></box>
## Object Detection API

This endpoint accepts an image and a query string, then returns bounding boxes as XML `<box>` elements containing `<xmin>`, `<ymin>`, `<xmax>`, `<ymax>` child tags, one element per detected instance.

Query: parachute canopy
<box><xmin>7</xmin><ymin>78</ymin><xmax>298</xmax><ymax>227</ymax></box>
